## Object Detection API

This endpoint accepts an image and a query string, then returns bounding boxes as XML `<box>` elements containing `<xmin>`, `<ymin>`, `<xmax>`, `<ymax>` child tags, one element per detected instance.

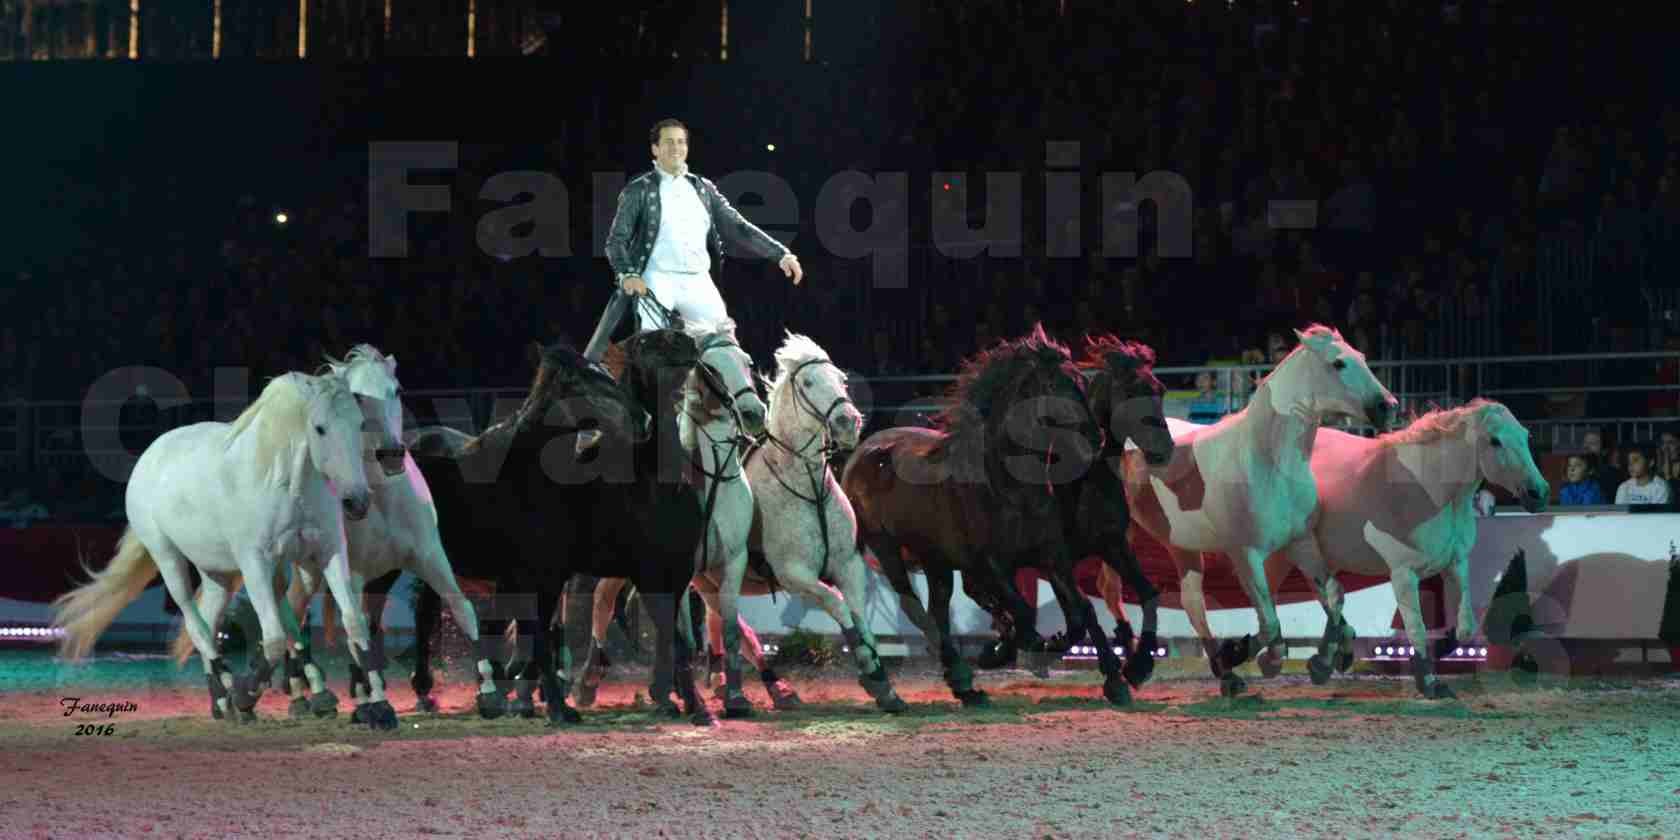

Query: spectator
<box><xmin>1558</xmin><ymin>454</ymin><xmax>1607</xmax><ymax>505</ymax></box>
<box><xmin>1583</xmin><ymin>429</ymin><xmax>1627</xmax><ymax>499</ymax></box>
<box><xmin>1615</xmin><ymin>446</ymin><xmax>1672</xmax><ymax>505</ymax></box>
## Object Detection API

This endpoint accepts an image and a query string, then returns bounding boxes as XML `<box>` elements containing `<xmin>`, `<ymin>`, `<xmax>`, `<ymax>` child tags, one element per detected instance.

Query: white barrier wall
<box><xmin>14</xmin><ymin>510</ymin><xmax>1677</xmax><ymax>645</ymax></box>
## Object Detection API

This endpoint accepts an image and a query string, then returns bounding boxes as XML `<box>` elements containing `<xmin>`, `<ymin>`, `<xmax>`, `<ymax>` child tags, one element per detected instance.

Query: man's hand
<box><xmin>620</xmin><ymin>274</ymin><xmax>648</xmax><ymax>296</ymax></box>
<box><xmin>779</xmin><ymin>253</ymin><xmax>803</xmax><ymax>286</ymax></box>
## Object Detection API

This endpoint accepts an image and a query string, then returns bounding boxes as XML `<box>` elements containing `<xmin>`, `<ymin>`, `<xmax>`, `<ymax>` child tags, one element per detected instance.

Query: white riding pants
<box><xmin>635</xmin><ymin>269</ymin><xmax>728</xmax><ymax>332</ymax></box>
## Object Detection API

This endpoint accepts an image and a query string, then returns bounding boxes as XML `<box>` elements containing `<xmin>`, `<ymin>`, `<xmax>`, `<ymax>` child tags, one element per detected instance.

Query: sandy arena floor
<box><xmin>1</xmin><ymin>652</ymin><xmax>1678</xmax><ymax>840</ymax></box>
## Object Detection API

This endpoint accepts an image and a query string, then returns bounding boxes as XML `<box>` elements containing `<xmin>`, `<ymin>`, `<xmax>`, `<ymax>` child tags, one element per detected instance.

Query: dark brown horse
<box><xmin>842</xmin><ymin>324</ymin><xmax>1126</xmax><ymax>704</ymax></box>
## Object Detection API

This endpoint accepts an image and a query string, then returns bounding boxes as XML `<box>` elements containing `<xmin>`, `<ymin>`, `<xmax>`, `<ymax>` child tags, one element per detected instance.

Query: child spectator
<box><xmin>1615</xmin><ymin>446</ymin><xmax>1672</xmax><ymax>505</ymax></box>
<box><xmin>1558</xmin><ymin>454</ymin><xmax>1607</xmax><ymax>505</ymax></box>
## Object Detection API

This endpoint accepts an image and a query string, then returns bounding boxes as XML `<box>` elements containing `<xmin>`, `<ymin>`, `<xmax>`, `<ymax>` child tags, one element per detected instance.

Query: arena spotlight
<box><xmin>766</xmin><ymin>143</ymin><xmax>776</xmax><ymax>152</ymax></box>
<box><xmin>274</xmin><ymin>211</ymin><xmax>289</xmax><ymax>225</ymax></box>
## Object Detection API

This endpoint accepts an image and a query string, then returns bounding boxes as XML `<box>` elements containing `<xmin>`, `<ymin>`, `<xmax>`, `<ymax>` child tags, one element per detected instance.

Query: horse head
<box><xmin>684</xmin><ymin>318</ymin><xmax>767</xmax><ymax>439</ymax></box>
<box><xmin>322</xmin><ymin>343</ymin><xmax>407</xmax><ymax>478</ymax></box>
<box><xmin>1469</xmin><ymin>400</ymin><xmax>1550</xmax><ymax>512</ymax></box>
<box><xmin>767</xmin><ymin>330</ymin><xmax>862</xmax><ymax>457</ymax></box>
<box><xmin>939</xmin><ymin>323</ymin><xmax>1099</xmax><ymax>482</ymax></box>
<box><xmin>293</xmin><ymin>373</ymin><xmax>373</xmax><ymax>520</ymax></box>
<box><xmin>1267</xmin><ymin>324</ymin><xmax>1398</xmax><ymax>429</ymax></box>
<box><xmin>523</xmin><ymin>340</ymin><xmax>651</xmax><ymax>456</ymax></box>
<box><xmin>1080</xmin><ymin>334</ymin><xmax>1172</xmax><ymax>466</ymax></box>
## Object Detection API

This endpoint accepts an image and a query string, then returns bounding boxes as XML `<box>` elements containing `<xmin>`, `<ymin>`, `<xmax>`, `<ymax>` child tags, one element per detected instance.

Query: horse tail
<box><xmin>51</xmin><ymin>528</ymin><xmax>159</xmax><ymax>661</ymax></box>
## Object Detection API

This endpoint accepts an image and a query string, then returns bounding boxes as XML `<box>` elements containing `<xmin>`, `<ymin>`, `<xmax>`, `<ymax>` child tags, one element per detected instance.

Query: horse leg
<box><xmin>985</xmin><ymin>553</ymin><xmax>1050</xmax><ymax>676</ymax></box>
<box><xmin>345</xmin><ymin>574</ymin><xmax>399</xmax><ymax>730</ymax></box>
<box><xmin>1435</xmin><ymin>548</ymin><xmax>1477</xmax><ymax>664</ymax></box>
<box><xmin>925</xmin><ymin>562</ymin><xmax>985</xmax><ymax>706</ymax></box>
<box><xmin>1277</xmin><ymin>539</ymin><xmax>1342</xmax><ymax>686</ymax></box>
<box><xmin>815</xmin><ymin>552</ymin><xmax>908</xmax><ymax>713</ymax></box>
<box><xmin>228</xmin><ymin>555</ymin><xmax>293</xmax><ymax>722</ymax></box>
<box><xmin>281</xmin><ymin>563</ymin><xmax>339</xmax><ymax>717</ymax></box>
<box><xmin>404</xmin><ymin>542</ymin><xmax>492</xmax><ymax>713</ymax></box>
<box><xmin>187</xmin><ymin>573</ymin><xmax>236</xmax><ymax>720</ymax></box>
<box><xmin>151</xmin><ymin>544</ymin><xmax>238</xmax><ymax>722</ymax></box>
<box><xmin>1391</xmin><ymin>567</ymin><xmax>1453</xmax><ymax>699</ymax></box>
<box><xmin>1175</xmin><ymin>549</ymin><xmax>1244</xmax><ymax>694</ymax></box>
<box><xmin>410</xmin><ymin>585</ymin><xmax>442</xmax><ymax>713</ymax></box>
<box><xmin>713</xmin><ymin>543</ymin><xmax>755</xmax><ymax>718</ymax></box>
<box><xmin>642</xmin><ymin>590</ymin><xmax>713</xmax><ymax>725</ymax></box>
<box><xmin>574</xmin><ymin>577</ymin><xmax>626</xmax><ymax>707</ymax></box>
<box><xmin>1232</xmin><ymin>547</ymin><xmax>1287</xmax><ymax>681</ymax></box>
<box><xmin>537</xmin><ymin>587</ymin><xmax>581</xmax><ymax>724</ymax></box>
<box><xmin>869</xmin><ymin>535</ymin><xmax>942</xmax><ymax>656</ymax></box>
<box><xmin>1044</xmin><ymin>557</ymin><xmax>1131</xmax><ymax>706</ymax></box>
<box><xmin>318</xmin><ymin>537</ymin><xmax>382</xmax><ymax>722</ymax></box>
<box><xmin>1105</xmin><ymin>534</ymin><xmax>1163</xmax><ymax>689</ymax></box>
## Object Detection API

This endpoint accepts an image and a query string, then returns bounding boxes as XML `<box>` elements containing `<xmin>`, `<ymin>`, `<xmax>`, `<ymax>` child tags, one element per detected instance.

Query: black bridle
<box><xmin>746</xmin><ymin>357</ymin><xmax>856</xmax><ymax>581</ymax></box>
<box><xmin>683</xmin><ymin>333</ymin><xmax>762</xmax><ymax>573</ymax></box>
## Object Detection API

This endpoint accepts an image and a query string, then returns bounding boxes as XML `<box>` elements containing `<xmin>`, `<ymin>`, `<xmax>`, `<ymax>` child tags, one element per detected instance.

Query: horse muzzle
<box><xmin>375</xmin><ymin>448</ymin><xmax>407</xmax><ymax>477</ymax></box>
<box><xmin>1365</xmin><ymin>396</ymin><xmax>1400</xmax><ymax>430</ymax></box>
<box><xmin>342</xmin><ymin>491</ymin><xmax>372</xmax><ymax>521</ymax></box>
<box><xmin>1521</xmin><ymin>486</ymin><xmax>1548</xmax><ymax>513</ymax></box>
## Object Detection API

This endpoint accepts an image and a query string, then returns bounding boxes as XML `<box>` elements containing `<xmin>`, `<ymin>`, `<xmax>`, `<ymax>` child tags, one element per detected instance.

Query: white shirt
<box><xmin>1615</xmin><ymin>476</ymin><xmax>1672</xmax><ymax>505</ymax></box>
<box><xmin>646</xmin><ymin>162</ymin><xmax>711</xmax><ymax>275</ymax></box>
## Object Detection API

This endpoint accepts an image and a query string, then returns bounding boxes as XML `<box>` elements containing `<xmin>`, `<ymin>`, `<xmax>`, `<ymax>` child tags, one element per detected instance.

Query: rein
<box><xmin>747</xmin><ymin>357</ymin><xmax>855</xmax><ymax>581</ymax></box>
<box><xmin>682</xmin><ymin>334</ymin><xmax>758</xmax><ymax>575</ymax></box>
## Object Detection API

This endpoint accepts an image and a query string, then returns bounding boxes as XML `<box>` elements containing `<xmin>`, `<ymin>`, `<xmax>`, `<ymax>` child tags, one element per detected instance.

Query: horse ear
<box><xmin>1293</xmin><ymin>327</ymin><xmax>1309</xmax><ymax>343</ymax></box>
<box><xmin>385</xmin><ymin>354</ymin><xmax>397</xmax><ymax>371</ymax></box>
<box><xmin>528</xmin><ymin>342</ymin><xmax>543</xmax><ymax>368</ymax></box>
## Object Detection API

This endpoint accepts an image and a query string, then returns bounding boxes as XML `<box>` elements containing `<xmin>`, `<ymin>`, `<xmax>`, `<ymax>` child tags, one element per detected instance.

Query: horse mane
<box><xmin>1378</xmin><ymin>398</ymin><xmax>1506</xmax><ymax>447</ymax></box>
<box><xmin>224</xmin><ymin>373</ymin><xmax>348</xmax><ymax>489</ymax></box>
<box><xmin>1076</xmin><ymin>333</ymin><xmax>1157</xmax><ymax>373</ymax></box>
<box><xmin>1252</xmin><ymin>322</ymin><xmax>1346</xmax><ymax>391</ymax></box>
<box><xmin>933</xmin><ymin>322</ymin><xmax>1076</xmax><ymax>439</ymax></box>
<box><xmin>681</xmin><ymin>317</ymin><xmax>742</xmax><ymax>423</ymax></box>
<box><xmin>461</xmin><ymin>340</ymin><xmax>592</xmax><ymax>455</ymax></box>
<box><xmin>318</xmin><ymin>342</ymin><xmax>390</xmax><ymax>377</ymax></box>
<box><xmin>768</xmin><ymin>330</ymin><xmax>841</xmax><ymax>406</ymax></box>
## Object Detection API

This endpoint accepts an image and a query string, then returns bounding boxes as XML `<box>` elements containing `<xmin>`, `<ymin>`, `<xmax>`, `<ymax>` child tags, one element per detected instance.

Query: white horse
<box><xmin>167</xmin><ymin>345</ymin><xmax>499</xmax><ymax>727</ymax></box>
<box><xmin>1120</xmin><ymin>325</ymin><xmax>1398</xmax><ymax>696</ymax></box>
<box><xmin>669</xmin><ymin>318</ymin><xmax>769</xmax><ymax>715</ymax></box>
<box><xmin>52</xmin><ymin>372</ymin><xmax>375</xmax><ymax>721</ymax></box>
<box><xmin>1104</xmin><ymin>399</ymin><xmax>1549</xmax><ymax>698</ymax></box>
<box><xmin>575</xmin><ymin>332</ymin><xmax>907</xmax><ymax>715</ymax></box>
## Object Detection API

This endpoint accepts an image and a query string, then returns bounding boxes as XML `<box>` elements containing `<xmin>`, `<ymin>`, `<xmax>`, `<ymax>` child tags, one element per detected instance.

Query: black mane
<box><xmin>933</xmin><ymin>322</ymin><xmax>1081</xmax><ymax>441</ymax></box>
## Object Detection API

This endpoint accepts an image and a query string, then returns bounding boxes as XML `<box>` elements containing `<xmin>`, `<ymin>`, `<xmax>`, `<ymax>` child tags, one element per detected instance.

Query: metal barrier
<box><xmin>4</xmin><ymin>349</ymin><xmax>1678</xmax><ymax>479</ymax></box>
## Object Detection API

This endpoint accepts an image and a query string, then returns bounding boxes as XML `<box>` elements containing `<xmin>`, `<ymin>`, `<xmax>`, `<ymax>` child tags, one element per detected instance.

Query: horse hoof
<box><xmin>350</xmin><ymin>704</ymin><xmax>368</xmax><ymax>726</ymax></box>
<box><xmin>476</xmin><ymin>692</ymin><xmax>507</xmax><ymax>720</ymax></box>
<box><xmin>365</xmin><ymin>700</ymin><xmax>399</xmax><ymax>731</ymax></box>
<box><xmin>956</xmin><ymin>689</ymin><xmax>989</xmax><ymax>708</ymax></box>
<box><xmin>690</xmin><ymin>709</ymin><xmax>718</xmax><ymax>727</ymax></box>
<box><xmin>1257</xmin><ymin>649</ymin><xmax>1284</xmax><ymax>679</ymax></box>
<box><xmin>723</xmin><ymin>698</ymin><xmax>755</xmax><ymax>719</ymax></box>
<box><xmin>287</xmin><ymin>697</ymin><xmax>311</xmax><ymax>720</ymax></box>
<box><xmin>1220</xmin><ymin>673</ymin><xmax>1247</xmax><ymax>698</ymax></box>
<box><xmin>768</xmin><ymin>683</ymin><xmax>803</xmax><ymax>710</ymax></box>
<box><xmin>211</xmin><ymin>701</ymin><xmax>225</xmax><ymax>721</ymax></box>
<box><xmin>309</xmin><ymin>690</ymin><xmax>339</xmax><ymax>719</ymax></box>
<box><xmin>1307</xmin><ymin>654</ymin><xmax>1334</xmax><ymax>686</ymax></box>
<box><xmin>236</xmin><ymin>707</ymin><xmax>257</xmax><ymax>724</ymax></box>
<box><xmin>656</xmin><ymin>701</ymin><xmax>683</xmax><ymax>719</ymax></box>
<box><xmin>1122</xmin><ymin>652</ymin><xmax>1155</xmax><ymax>688</ymax></box>
<box><xmin>1334</xmin><ymin>651</ymin><xmax>1356</xmax><ymax>673</ymax></box>
<box><xmin>1103</xmin><ymin>674</ymin><xmax>1133</xmax><ymax>706</ymax></box>
<box><xmin>510</xmin><ymin>697</ymin><xmax>537</xmax><ymax>719</ymax></box>
<box><xmin>573</xmin><ymin>681</ymin><xmax>600</xmax><ymax>708</ymax></box>
<box><xmin>1425</xmin><ymin>682</ymin><xmax>1457</xmax><ymax>700</ymax></box>
<box><xmin>414</xmin><ymin>696</ymin><xmax>438</xmax><ymax>714</ymax></box>
<box><xmin>547</xmin><ymin>703</ymin><xmax>583</xmax><ymax>725</ymax></box>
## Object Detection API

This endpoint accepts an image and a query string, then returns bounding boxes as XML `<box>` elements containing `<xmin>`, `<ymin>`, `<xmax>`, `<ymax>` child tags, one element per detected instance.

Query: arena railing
<box><xmin>6</xmin><ymin>351</ymin><xmax>1679</xmax><ymax>477</ymax></box>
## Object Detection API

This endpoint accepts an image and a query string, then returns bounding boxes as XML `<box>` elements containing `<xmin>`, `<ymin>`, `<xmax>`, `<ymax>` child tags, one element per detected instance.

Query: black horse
<box><xmin>404</xmin><ymin>334</ymin><xmax>715</xmax><ymax>725</ymax></box>
<box><xmin>975</xmin><ymin>335</ymin><xmax>1176</xmax><ymax>687</ymax></box>
<box><xmin>842</xmin><ymin>324</ymin><xmax>1143</xmax><ymax>704</ymax></box>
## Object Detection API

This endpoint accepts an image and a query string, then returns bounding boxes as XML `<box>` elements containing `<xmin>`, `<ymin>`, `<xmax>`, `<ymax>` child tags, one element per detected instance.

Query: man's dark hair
<box><xmin>650</xmin><ymin>119</ymin><xmax>689</xmax><ymax>144</ymax></box>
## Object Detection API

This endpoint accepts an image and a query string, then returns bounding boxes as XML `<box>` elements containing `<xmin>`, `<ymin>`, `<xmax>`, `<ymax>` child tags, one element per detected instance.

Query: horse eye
<box><xmin>314</xmin><ymin>425</ymin><xmax>326</xmax><ymax>435</ymax></box>
<box><xmin>1490</xmin><ymin>437</ymin><xmax>1504</xmax><ymax>448</ymax></box>
<box><xmin>1332</xmin><ymin>359</ymin><xmax>1347</xmax><ymax>370</ymax></box>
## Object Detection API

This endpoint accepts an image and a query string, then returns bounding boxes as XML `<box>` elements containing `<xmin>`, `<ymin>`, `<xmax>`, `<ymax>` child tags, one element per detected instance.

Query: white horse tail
<box><xmin>51</xmin><ymin>528</ymin><xmax>158</xmax><ymax>661</ymax></box>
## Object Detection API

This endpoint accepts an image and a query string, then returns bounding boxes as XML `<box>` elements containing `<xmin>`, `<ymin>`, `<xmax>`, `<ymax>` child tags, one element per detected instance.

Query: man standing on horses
<box><xmin>583</xmin><ymin>118</ymin><xmax>803</xmax><ymax>360</ymax></box>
